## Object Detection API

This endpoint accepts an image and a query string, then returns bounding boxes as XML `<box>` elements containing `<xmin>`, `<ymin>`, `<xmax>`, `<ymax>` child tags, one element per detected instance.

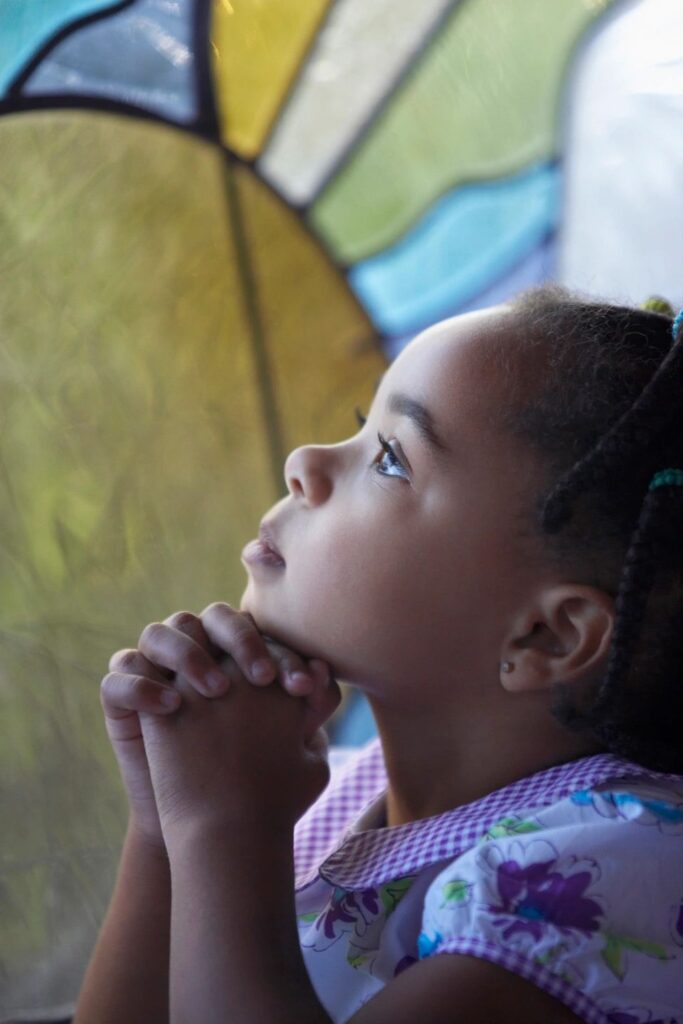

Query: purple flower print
<box><xmin>491</xmin><ymin>858</ymin><xmax>602</xmax><ymax>940</ymax></box>
<box><xmin>319</xmin><ymin>886</ymin><xmax>379</xmax><ymax>940</ymax></box>
<box><xmin>483</xmin><ymin>840</ymin><xmax>603</xmax><ymax>942</ymax></box>
<box><xmin>302</xmin><ymin>886</ymin><xmax>382</xmax><ymax>952</ymax></box>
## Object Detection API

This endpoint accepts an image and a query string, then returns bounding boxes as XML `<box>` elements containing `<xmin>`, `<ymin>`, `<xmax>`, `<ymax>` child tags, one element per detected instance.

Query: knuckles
<box><xmin>100</xmin><ymin>670</ymin><xmax>159</xmax><ymax>709</ymax></box>
<box><xmin>99</xmin><ymin>673</ymin><xmax>113</xmax><ymax>703</ymax></box>
<box><xmin>139</xmin><ymin>621</ymin><xmax>165</xmax><ymax>649</ymax></box>
<box><xmin>200</xmin><ymin>600</ymin><xmax>236</xmax><ymax>621</ymax></box>
<box><xmin>202</xmin><ymin>603</ymin><xmax>258</xmax><ymax>645</ymax></box>
<box><xmin>108</xmin><ymin>648</ymin><xmax>141</xmax><ymax>673</ymax></box>
<box><xmin>227</xmin><ymin>619</ymin><xmax>260</xmax><ymax>648</ymax></box>
<box><xmin>165</xmin><ymin>610</ymin><xmax>200</xmax><ymax>632</ymax></box>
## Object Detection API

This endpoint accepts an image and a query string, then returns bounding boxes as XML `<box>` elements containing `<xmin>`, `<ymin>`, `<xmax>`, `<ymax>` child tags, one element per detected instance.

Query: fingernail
<box><xmin>161</xmin><ymin>689</ymin><xmax>180</xmax><ymax>708</ymax></box>
<box><xmin>207</xmin><ymin>670</ymin><xmax>230</xmax><ymax>694</ymax></box>
<box><xmin>288</xmin><ymin>671</ymin><xmax>314</xmax><ymax>694</ymax></box>
<box><xmin>251</xmin><ymin>660</ymin><xmax>275</xmax><ymax>684</ymax></box>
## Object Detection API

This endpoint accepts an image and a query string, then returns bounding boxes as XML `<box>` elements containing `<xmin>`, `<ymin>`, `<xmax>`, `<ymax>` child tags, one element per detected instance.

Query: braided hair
<box><xmin>500</xmin><ymin>286</ymin><xmax>683</xmax><ymax>772</ymax></box>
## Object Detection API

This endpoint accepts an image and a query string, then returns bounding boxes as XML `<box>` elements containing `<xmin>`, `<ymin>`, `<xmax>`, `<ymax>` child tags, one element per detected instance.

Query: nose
<box><xmin>284</xmin><ymin>444</ymin><xmax>334</xmax><ymax>506</ymax></box>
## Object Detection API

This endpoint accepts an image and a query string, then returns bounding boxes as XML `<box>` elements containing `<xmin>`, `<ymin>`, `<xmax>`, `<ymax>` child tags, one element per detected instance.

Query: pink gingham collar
<box><xmin>294</xmin><ymin>738</ymin><xmax>679</xmax><ymax>891</ymax></box>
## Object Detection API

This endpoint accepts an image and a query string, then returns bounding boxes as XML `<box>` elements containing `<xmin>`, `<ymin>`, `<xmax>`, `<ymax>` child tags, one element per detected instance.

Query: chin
<box><xmin>239</xmin><ymin>588</ymin><xmax>339</xmax><ymax>670</ymax></box>
<box><xmin>241</xmin><ymin>589</ymin><xmax>306</xmax><ymax>654</ymax></box>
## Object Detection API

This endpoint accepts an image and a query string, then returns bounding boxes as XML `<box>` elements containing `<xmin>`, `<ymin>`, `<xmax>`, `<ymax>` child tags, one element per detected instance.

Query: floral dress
<box><xmin>294</xmin><ymin>740</ymin><xmax>683</xmax><ymax>1023</ymax></box>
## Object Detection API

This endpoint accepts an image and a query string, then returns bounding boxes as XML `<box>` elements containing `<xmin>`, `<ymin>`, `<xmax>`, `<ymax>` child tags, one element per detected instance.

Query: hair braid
<box><xmin>542</xmin><ymin>325</ymin><xmax>683</xmax><ymax>534</ymax></box>
<box><xmin>589</xmin><ymin>491</ymin><xmax>668</xmax><ymax>733</ymax></box>
<box><xmin>585</xmin><ymin>486</ymin><xmax>683</xmax><ymax>767</ymax></box>
<box><xmin>506</xmin><ymin>286</ymin><xmax>683</xmax><ymax>771</ymax></box>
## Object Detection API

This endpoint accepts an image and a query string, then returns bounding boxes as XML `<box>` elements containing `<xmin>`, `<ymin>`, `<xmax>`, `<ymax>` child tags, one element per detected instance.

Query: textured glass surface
<box><xmin>231</xmin><ymin>163</ymin><xmax>385</xmax><ymax>452</ymax></box>
<box><xmin>211</xmin><ymin>0</ymin><xmax>331</xmax><ymax>158</ymax></box>
<box><xmin>24</xmin><ymin>0</ymin><xmax>197</xmax><ymax>124</ymax></box>
<box><xmin>349</xmin><ymin>162</ymin><xmax>559</xmax><ymax>336</ymax></box>
<box><xmin>0</xmin><ymin>0</ymin><xmax>119</xmax><ymax>91</ymax></box>
<box><xmin>0</xmin><ymin>109</ymin><xmax>382</xmax><ymax>1015</ymax></box>
<box><xmin>258</xmin><ymin>0</ymin><xmax>456</xmax><ymax>205</ymax></box>
<box><xmin>559</xmin><ymin>0</ymin><xmax>683</xmax><ymax>308</ymax></box>
<box><xmin>311</xmin><ymin>0</ymin><xmax>609</xmax><ymax>263</ymax></box>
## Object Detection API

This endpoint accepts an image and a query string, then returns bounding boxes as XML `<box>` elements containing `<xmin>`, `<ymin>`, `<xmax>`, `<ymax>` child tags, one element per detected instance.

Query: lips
<box><xmin>241</xmin><ymin>521</ymin><xmax>286</xmax><ymax>570</ymax></box>
<box><xmin>258</xmin><ymin>523</ymin><xmax>285</xmax><ymax>564</ymax></box>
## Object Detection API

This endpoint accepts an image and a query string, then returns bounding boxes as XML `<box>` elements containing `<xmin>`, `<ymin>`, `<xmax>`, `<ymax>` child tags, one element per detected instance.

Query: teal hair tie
<box><xmin>673</xmin><ymin>309</ymin><xmax>683</xmax><ymax>340</ymax></box>
<box><xmin>649</xmin><ymin>469</ymin><xmax>683</xmax><ymax>491</ymax></box>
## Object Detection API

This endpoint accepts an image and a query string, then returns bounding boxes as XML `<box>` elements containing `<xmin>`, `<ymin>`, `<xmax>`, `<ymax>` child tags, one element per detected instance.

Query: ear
<box><xmin>499</xmin><ymin>585</ymin><xmax>615</xmax><ymax>694</ymax></box>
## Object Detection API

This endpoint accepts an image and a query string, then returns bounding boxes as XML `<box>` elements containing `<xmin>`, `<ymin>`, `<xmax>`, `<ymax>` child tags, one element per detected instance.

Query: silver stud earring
<box><xmin>501</xmin><ymin>661</ymin><xmax>514</xmax><ymax>673</ymax></box>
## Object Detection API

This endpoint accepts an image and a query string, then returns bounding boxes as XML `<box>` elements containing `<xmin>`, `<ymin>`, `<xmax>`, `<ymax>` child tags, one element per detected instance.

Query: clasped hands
<box><xmin>101</xmin><ymin>602</ymin><xmax>341</xmax><ymax>853</ymax></box>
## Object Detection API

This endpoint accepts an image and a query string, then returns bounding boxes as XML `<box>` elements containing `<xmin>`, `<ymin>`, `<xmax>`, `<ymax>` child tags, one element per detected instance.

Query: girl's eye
<box><xmin>374</xmin><ymin>431</ymin><xmax>409</xmax><ymax>480</ymax></box>
<box><xmin>354</xmin><ymin>409</ymin><xmax>409</xmax><ymax>481</ymax></box>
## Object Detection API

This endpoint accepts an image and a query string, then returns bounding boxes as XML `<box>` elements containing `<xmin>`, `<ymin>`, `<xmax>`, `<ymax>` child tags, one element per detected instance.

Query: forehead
<box><xmin>377</xmin><ymin>308</ymin><xmax>515</xmax><ymax>435</ymax></box>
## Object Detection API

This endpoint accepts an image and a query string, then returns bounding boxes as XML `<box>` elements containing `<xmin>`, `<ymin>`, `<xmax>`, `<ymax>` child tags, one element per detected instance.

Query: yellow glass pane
<box><xmin>0</xmin><ymin>109</ymin><xmax>382</xmax><ymax>1010</ymax></box>
<box><xmin>230</xmin><ymin>161</ymin><xmax>386</xmax><ymax>453</ymax></box>
<box><xmin>211</xmin><ymin>0</ymin><xmax>331</xmax><ymax>158</ymax></box>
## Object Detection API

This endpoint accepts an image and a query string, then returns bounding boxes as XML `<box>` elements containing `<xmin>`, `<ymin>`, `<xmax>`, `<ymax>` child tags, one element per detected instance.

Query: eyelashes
<box><xmin>354</xmin><ymin>407</ymin><xmax>408</xmax><ymax>480</ymax></box>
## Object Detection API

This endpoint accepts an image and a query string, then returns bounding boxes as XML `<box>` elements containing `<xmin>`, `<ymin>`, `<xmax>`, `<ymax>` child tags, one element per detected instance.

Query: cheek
<box><xmin>304</xmin><ymin>531</ymin><xmax>452</xmax><ymax>660</ymax></box>
<box><xmin>243</xmin><ymin>508</ymin><xmax>499</xmax><ymax>680</ymax></box>
<box><xmin>278</xmin><ymin>520</ymin><xmax>417</xmax><ymax>654</ymax></box>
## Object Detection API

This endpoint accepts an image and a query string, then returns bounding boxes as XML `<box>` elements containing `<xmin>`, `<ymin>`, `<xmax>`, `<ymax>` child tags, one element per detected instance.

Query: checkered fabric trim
<box><xmin>432</xmin><ymin>936</ymin><xmax>609</xmax><ymax>1024</ymax></box>
<box><xmin>295</xmin><ymin>739</ymin><xmax>682</xmax><ymax>891</ymax></box>
<box><xmin>295</xmin><ymin>739</ymin><xmax>386</xmax><ymax>887</ymax></box>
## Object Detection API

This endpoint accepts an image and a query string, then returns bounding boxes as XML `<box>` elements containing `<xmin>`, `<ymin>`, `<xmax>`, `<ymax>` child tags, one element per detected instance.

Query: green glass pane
<box><xmin>311</xmin><ymin>0</ymin><xmax>612</xmax><ymax>262</ymax></box>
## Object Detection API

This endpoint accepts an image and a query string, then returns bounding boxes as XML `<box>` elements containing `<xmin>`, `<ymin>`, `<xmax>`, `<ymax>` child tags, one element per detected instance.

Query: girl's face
<box><xmin>240</xmin><ymin>307</ymin><xmax>547</xmax><ymax>705</ymax></box>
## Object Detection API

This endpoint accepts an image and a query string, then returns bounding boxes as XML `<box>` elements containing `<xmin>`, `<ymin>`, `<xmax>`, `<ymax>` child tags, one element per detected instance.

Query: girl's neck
<box><xmin>367</xmin><ymin>691</ymin><xmax>603</xmax><ymax>828</ymax></box>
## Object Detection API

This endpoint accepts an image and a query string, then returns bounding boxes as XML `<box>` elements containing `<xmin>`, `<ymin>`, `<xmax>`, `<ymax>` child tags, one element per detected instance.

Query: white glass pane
<box><xmin>258</xmin><ymin>0</ymin><xmax>455</xmax><ymax>205</ymax></box>
<box><xmin>560</xmin><ymin>0</ymin><xmax>683</xmax><ymax>309</ymax></box>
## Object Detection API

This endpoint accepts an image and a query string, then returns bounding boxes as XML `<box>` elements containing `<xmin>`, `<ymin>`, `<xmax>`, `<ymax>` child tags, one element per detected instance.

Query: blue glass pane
<box><xmin>349</xmin><ymin>161</ymin><xmax>560</xmax><ymax>337</ymax></box>
<box><xmin>329</xmin><ymin>690</ymin><xmax>377</xmax><ymax>747</ymax></box>
<box><xmin>0</xmin><ymin>0</ymin><xmax>119</xmax><ymax>93</ymax></box>
<box><xmin>453</xmin><ymin>234</ymin><xmax>556</xmax><ymax>314</ymax></box>
<box><xmin>382</xmin><ymin>235</ymin><xmax>556</xmax><ymax>360</ymax></box>
<box><xmin>24</xmin><ymin>0</ymin><xmax>197</xmax><ymax>123</ymax></box>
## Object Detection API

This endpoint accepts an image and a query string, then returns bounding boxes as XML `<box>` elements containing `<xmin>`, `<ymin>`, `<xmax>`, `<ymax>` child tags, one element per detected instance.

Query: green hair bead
<box><xmin>649</xmin><ymin>468</ymin><xmax>683</xmax><ymax>491</ymax></box>
<box><xmin>640</xmin><ymin>296</ymin><xmax>675</xmax><ymax>317</ymax></box>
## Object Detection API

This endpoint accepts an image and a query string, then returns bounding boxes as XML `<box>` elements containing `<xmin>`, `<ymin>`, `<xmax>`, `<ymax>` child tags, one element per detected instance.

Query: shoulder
<box><xmin>416</xmin><ymin>776</ymin><xmax>683</xmax><ymax>1023</ymax></box>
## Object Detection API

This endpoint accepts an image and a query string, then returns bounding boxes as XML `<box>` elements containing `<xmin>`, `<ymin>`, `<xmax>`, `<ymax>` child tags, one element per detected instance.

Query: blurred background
<box><xmin>1</xmin><ymin>0</ymin><xmax>681</xmax><ymax>1016</ymax></box>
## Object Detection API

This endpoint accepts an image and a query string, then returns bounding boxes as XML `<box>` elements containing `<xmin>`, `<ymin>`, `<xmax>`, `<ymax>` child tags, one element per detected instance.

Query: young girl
<box><xmin>75</xmin><ymin>288</ymin><xmax>683</xmax><ymax>1024</ymax></box>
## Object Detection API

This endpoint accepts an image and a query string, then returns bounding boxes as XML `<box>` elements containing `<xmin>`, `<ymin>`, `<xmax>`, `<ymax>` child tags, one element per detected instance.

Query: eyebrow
<box><xmin>386</xmin><ymin>391</ymin><xmax>450</xmax><ymax>457</ymax></box>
